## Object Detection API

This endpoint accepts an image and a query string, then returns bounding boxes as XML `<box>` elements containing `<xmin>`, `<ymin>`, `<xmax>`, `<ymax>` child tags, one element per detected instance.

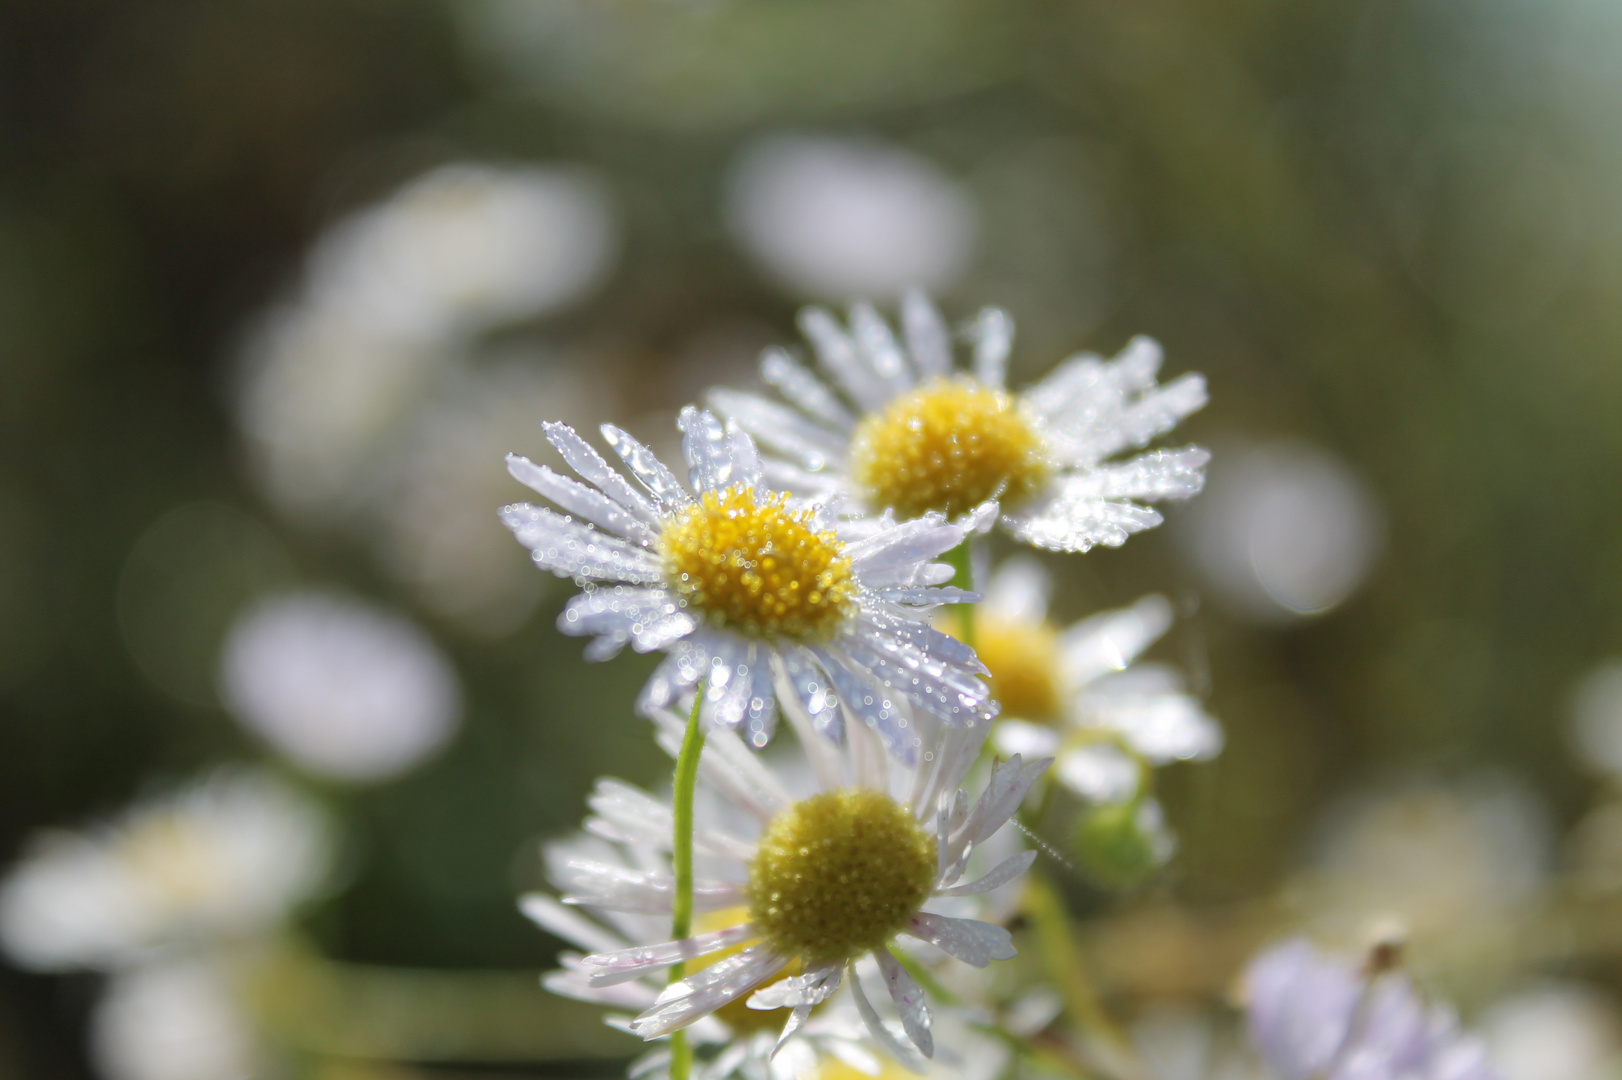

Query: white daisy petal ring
<box><xmin>522</xmin><ymin>708</ymin><xmax>1050</xmax><ymax>1066</ymax></box>
<box><xmin>711</xmin><ymin>292</ymin><xmax>1210</xmax><ymax>553</ymax></box>
<box><xmin>499</xmin><ymin>406</ymin><xmax>996</xmax><ymax>759</ymax></box>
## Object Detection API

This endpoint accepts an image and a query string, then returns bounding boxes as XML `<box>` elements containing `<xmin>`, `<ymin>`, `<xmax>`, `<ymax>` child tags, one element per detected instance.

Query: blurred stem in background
<box><xmin>1023</xmin><ymin>875</ymin><xmax>1139</xmax><ymax>1080</ymax></box>
<box><xmin>668</xmin><ymin>685</ymin><xmax>709</xmax><ymax>1080</ymax></box>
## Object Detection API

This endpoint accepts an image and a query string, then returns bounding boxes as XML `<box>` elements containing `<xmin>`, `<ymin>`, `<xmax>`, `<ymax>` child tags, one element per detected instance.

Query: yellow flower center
<box><xmin>849</xmin><ymin>378</ymin><xmax>1049</xmax><ymax>520</ymax></box>
<box><xmin>120</xmin><ymin>813</ymin><xmax>227</xmax><ymax>913</ymax></box>
<box><xmin>942</xmin><ymin>612</ymin><xmax>1064</xmax><ymax>722</ymax></box>
<box><xmin>748</xmin><ymin>789</ymin><xmax>936</xmax><ymax>963</ymax></box>
<box><xmin>659</xmin><ymin>485</ymin><xmax>859</xmax><ymax>641</ymax></box>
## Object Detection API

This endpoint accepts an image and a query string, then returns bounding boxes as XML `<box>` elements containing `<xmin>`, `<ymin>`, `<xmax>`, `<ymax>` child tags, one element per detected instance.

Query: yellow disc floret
<box><xmin>748</xmin><ymin>789</ymin><xmax>936</xmax><ymax>962</ymax></box>
<box><xmin>941</xmin><ymin>612</ymin><xmax>1064</xmax><ymax>723</ymax></box>
<box><xmin>849</xmin><ymin>377</ymin><xmax>1049</xmax><ymax>520</ymax></box>
<box><xmin>659</xmin><ymin>485</ymin><xmax>859</xmax><ymax>641</ymax></box>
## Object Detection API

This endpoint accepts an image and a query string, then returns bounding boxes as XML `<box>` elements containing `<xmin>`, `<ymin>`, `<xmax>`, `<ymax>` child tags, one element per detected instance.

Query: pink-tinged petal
<box><xmin>935</xmin><ymin>850</ymin><xmax>1037</xmax><ymax>897</ymax></box>
<box><xmin>848</xmin><ymin>960</ymin><xmax>926</xmax><ymax>1074</ymax></box>
<box><xmin>876</xmin><ymin>948</ymin><xmax>934</xmax><ymax>1058</ymax></box>
<box><xmin>581</xmin><ymin>923</ymin><xmax>757</xmax><ymax>987</ymax></box>
<box><xmin>905</xmin><ymin>913</ymin><xmax>1016</xmax><ymax>968</ymax></box>
<box><xmin>747</xmin><ymin>962</ymin><xmax>843</xmax><ymax>1010</ymax></box>
<box><xmin>518</xmin><ymin>893</ymin><xmax>625</xmax><ymax>954</ymax></box>
<box><xmin>629</xmin><ymin>946</ymin><xmax>788</xmax><ymax>1039</ymax></box>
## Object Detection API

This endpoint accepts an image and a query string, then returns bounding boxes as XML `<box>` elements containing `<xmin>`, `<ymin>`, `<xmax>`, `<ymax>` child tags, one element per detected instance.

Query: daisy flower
<box><xmin>0</xmin><ymin>768</ymin><xmax>332</xmax><ymax>972</ymax></box>
<box><xmin>522</xmin><ymin>704</ymin><xmax>1049</xmax><ymax>1067</ymax></box>
<box><xmin>960</xmin><ymin>558</ymin><xmax>1221</xmax><ymax>809</ymax></box>
<box><xmin>499</xmin><ymin>406</ymin><xmax>996</xmax><ymax>757</ymax></box>
<box><xmin>709</xmin><ymin>293</ymin><xmax>1209</xmax><ymax>553</ymax></box>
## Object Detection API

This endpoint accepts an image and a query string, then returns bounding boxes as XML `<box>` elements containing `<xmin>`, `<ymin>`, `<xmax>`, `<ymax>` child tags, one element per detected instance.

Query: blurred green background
<box><xmin>4</xmin><ymin>0</ymin><xmax>1622</xmax><ymax>1075</ymax></box>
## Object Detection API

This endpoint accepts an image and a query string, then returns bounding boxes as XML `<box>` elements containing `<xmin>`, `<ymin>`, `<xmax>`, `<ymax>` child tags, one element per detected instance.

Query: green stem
<box><xmin>1022</xmin><ymin>873</ymin><xmax>1131</xmax><ymax>1061</ymax></box>
<box><xmin>944</xmin><ymin>539</ymin><xmax>976</xmax><ymax>651</ymax></box>
<box><xmin>668</xmin><ymin>686</ymin><xmax>708</xmax><ymax>1080</ymax></box>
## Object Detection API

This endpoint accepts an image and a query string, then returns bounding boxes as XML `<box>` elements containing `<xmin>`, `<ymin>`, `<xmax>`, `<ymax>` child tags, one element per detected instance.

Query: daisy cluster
<box><xmin>504</xmin><ymin>294</ymin><xmax>1221</xmax><ymax>1077</ymax></box>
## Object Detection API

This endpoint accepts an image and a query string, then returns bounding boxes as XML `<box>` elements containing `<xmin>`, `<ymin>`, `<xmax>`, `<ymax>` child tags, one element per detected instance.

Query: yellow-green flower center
<box><xmin>659</xmin><ymin>485</ymin><xmax>859</xmax><ymax>641</ymax></box>
<box><xmin>941</xmin><ymin>612</ymin><xmax>1064</xmax><ymax>723</ymax></box>
<box><xmin>849</xmin><ymin>377</ymin><xmax>1050</xmax><ymax>520</ymax></box>
<box><xmin>747</xmin><ymin>789</ymin><xmax>936</xmax><ymax>962</ymax></box>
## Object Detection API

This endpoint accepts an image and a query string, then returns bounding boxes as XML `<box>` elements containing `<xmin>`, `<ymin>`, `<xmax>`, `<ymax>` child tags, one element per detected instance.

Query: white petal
<box><xmin>904</xmin><ymin>913</ymin><xmax>1016</xmax><ymax>967</ymax></box>
<box><xmin>963</xmin><ymin>755</ymin><xmax>1052</xmax><ymax>845</ymax></box>
<box><xmin>1058</xmin><ymin>594</ymin><xmax>1173</xmax><ymax>688</ymax></box>
<box><xmin>935</xmin><ymin>850</ymin><xmax>1037</xmax><ymax>897</ymax></box>
<box><xmin>554</xmin><ymin>860</ymin><xmax>745</xmax><ymax>914</ymax></box>
<box><xmin>1056</xmin><ymin>446</ymin><xmax>1210</xmax><ymax>502</ymax></box>
<box><xmin>841</xmin><ymin>632</ymin><xmax>996</xmax><ymax>728</ymax></box>
<box><xmin>901</xmin><ymin>290</ymin><xmax>952</xmax><ymax>381</ymax></box>
<box><xmin>1087</xmin><ymin>684</ymin><xmax>1223</xmax><ymax>763</ymax></box>
<box><xmin>582</xmin><ymin>923</ymin><xmax>758</xmax><ymax>987</ymax></box>
<box><xmin>710</xmin><ymin>389</ymin><xmax>847</xmax><ymax>471</ymax></box>
<box><xmin>725</xmin><ymin>424</ymin><xmax>764</xmax><ymax>490</ymax></box>
<box><xmin>519</xmin><ymin>894</ymin><xmax>625</xmax><ymax>954</ymax></box>
<box><xmin>1054</xmin><ymin>744</ymin><xmax>1140</xmax><ymax>804</ymax></box>
<box><xmin>649</xmin><ymin>707</ymin><xmax>791</xmax><ymax>823</ymax></box>
<box><xmin>991</xmin><ymin>719</ymin><xmax>1060</xmax><ymax>759</ymax></box>
<box><xmin>773</xmin><ymin>647</ymin><xmax>841</xmax><ymax>735</ymax></box>
<box><xmin>506</xmin><ymin>455</ymin><xmax>657</xmax><ymax>544</ymax></box>
<box><xmin>857</xmin><ymin>611</ymin><xmax>986</xmax><ymax>675</ymax></box>
<box><xmin>748</xmin><ymin>962</ymin><xmax>843</xmax><ymax>1009</ymax></box>
<box><xmin>637</xmin><ymin>634</ymin><xmax>721</xmax><ymax>712</ymax></box>
<box><xmin>845</xmin><ymin>514</ymin><xmax>965</xmax><ymax>572</ymax></box>
<box><xmin>848</xmin><ymin>962</ymin><xmax>927</xmax><ymax>1074</ymax></box>
<box><xmin>799</xmin><ymin>307</ymin><xmax>891</xmax><ymax>412</ymax></box>
<box><xmin>874</xmin><ymin>586</ymin><xmax>977</xmax><ymax>607</ymax></box>
<box><xmin>969</xmin><ymin>307</ymin><xmax>1013</xmax><ymax>388</ymax></box>
<box><xmin>875</xmin><ymin>948</ymin><xmax>933</xmax><ymax>1058</ymax></box>
<box><xmin>543</xmin><ymin>965</ymin><xmax>654</xmax><ymax>1008</ymax></box>
<box><xmin>601</xmin><ymin>424</ymin><xmax>694</xmax><ymax>511</ymax></box>
<box><xmin>811</xmin><ymin>646</ymin><xmax>919</xmax><ymax>764</ymax></box>
<box><xmin>678</xmin><ymin>406</ymin><xmax>733</xmax><ymax>493</ymax></box>
<box><xmin>501</xmin><ymin>503</ymin><xmax>664</xmax><ymax>583</ymax></box>
<box><xmin>560</xmin><ymin>587</ymin><xmax>695</xmax><ymax>659</ymax></box>
<box><xmin>849</xmin><ymin>302</ymin><xmax>913</xmax><ymax>396</ymax></box>
<box><xmin>630</xmin><ymin>946</ymin><xmax>789</xmax><ymax>1038</ymax></box>
<box><xmin>544</xmin><ymin>421</ymin><xmax>663</xmax><ymax>525</ymax></box>
<box><xmin>980</xmin><ymin>557</ymin><xmax>1051</xmax><ymax>624</ymax></box>
<box><xmin>760</xmin><ymin>346</ymin><xmax>855</xmax><ymax>430</ymax></box>
<box><xmin>584</xmin><ymin>778</ymin><xmax>756</xmax><ymax>862</ymax></box>
<box><xmin>1003</xmin><ymin>495</ymin><xmax>1164</xmax><ymax>553</ymax></box>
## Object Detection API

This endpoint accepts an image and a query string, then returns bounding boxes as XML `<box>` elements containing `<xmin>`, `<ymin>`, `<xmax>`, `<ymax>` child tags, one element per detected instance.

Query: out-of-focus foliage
<box><xmin>4</xmin><ymin>0</ymin><xmax>1622</xmax><ymax>1076</ymax></box>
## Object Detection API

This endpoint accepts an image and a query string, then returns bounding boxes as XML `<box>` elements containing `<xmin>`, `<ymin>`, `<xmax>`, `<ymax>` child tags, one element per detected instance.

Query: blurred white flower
<box><xmin>219</xmin><ymin>590</ymin><xmax>461</xmax><ymax>782</ymax></box>
<box><xmin>1302</xmin><ymin>775</ymin><xmax>1550</xmax><ymax>969</ymax></box>
<box><xmin>726</xmin><ymin>135</ymin><xmax>977</xmax><ymax>300</ymax></box>
<box><xmin>1243</xmin><ymin>937</ymin><xmax>1497</xmax><ymax>1080</ymax></box>
<box><xmin>1481</xmin><ymin>983</ymin><xmax>1621</xmax><ymax>1080</ymax></box>
<box><xmin>1568</xmin><ymin>660</ymin><xmax>1622</xmax><ymax>777</ymax></box>
<box><xmin>307</xmin><ymin>163</ymin><xmax>619</xmax><ymax>339</ymax></box>
<box><xmin>0</xmin><ymin>769</ymin><xmax>332</xmax><ymax>971</ymax></box>
<box><xmin>380</xmin><ymin>360</ymin><xmax>602</xmax><ymax>636</ymax></box>
<box><xmin>90</xmin><ymin>957</ymin><xmax>257</xmax><ymax>1080</ymax></box>
<box><xmin>233</xmin><ymin>161</ymin><xmax>619</xmax><ymax>528</ymax></box>
<box><xmin>1179</xmin><ymin>440</ymin><xmax>1383</xmax><ymax>622</ymax></box>
<box><xmin>236</xmin><ymin>305</ymin><xmax>450</xmax><ymax>524</ymax></box>
<box><xmin>970</xmin><ymin>557</ymin><xmax>1221</xmax><ymax>806</ymax></box>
